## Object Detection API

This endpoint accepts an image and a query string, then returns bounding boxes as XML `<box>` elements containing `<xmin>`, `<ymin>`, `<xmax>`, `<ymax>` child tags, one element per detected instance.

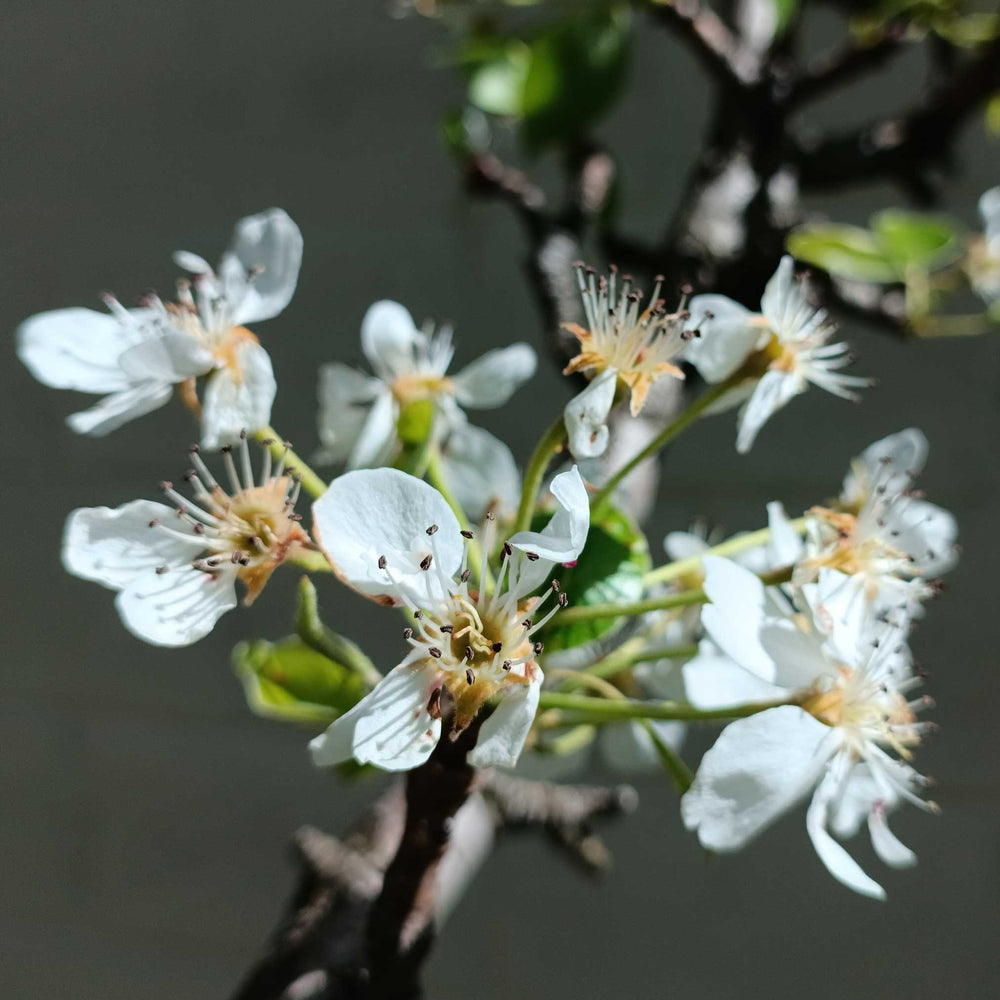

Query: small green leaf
<box><xmin>538</xmin><ymin>505</ymin><xmax>650</xmax><ymax>652</ymax></box>
<box><xmin>772</xmin><ymin>0</ymin><xmax>800</xmax><ymax>35</ymax></box>
<box><xmin>468</xmin><ymin>42</ymin><xmax>532</xmax><ymax>116</ymax></box>
<box><xmin>871</xmin><ymin>210</ymin><xmax>960</xmax><ymax>268</ymax></box>
<box><xmin>787</xmin><ymin>224</ymin><xmax>900</xmax><ymax>283</ymax></box>
<box><xmin>233</xmin><ymin>637</ymin><xmax>368</xmax><ymax>726</ymax></box>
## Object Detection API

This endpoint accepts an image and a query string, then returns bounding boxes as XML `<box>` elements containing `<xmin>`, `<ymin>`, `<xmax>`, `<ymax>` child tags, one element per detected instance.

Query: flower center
<box><xmin>389</xmin><ymin>372</ymin><xmax>455</xmax><ymax>406</ymax></box>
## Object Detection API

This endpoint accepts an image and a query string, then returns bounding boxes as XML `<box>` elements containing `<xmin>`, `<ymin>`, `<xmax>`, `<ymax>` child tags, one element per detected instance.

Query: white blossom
<box><xmin>309</xmin><ymin>466</ymin><xmax>589</xmax><ymax>772</ymax></box>
<box><xmin>967</xmin><ymin>186</ymin><xmax>1000</xmax><ymax>307</ymax></box>
<box><xmin>685</xmin><ymin>256</ymin><xmax>871</xmax><ymax>452</ymax></box>
<box><xmin>682</xmin><ymin>557</ymin><xmax>935</xmax><ymax>898</ymax></box>
<box><xmin>316</xmin><ymin>300</ymin><xmax>535</xmax><ymax>519</ymax></box>
<box><xmin>562</xmin><ymin>264</ymin><xmax>693</xmax><ymax>458</ymax></box>
<box><xmin>17</xmin><ymin>209</ymin><xmax>302</xmax><ymax>447</ymax></box>
<box><xmin>63</xmin><ymin>435</ymin><xmax>311</xmax><ymax>646</ymax></box>
<box><xmin>798</xmin><ymin>428</ymin><xmax>957</xmax><ymax>613</ymax></box>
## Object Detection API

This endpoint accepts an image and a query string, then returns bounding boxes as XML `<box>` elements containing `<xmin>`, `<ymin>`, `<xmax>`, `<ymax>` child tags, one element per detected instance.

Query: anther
<box><xmin>155</xmin><ymin>565</ymin><xmax>168</xmax><ymax>575</ymax></box>
<box><xmin>414</xmin><ymin>610</ymin><xmax>423</xmax><ymax>619</ymax></box>
<box><xmin>502</xmin><ymin>660</ymin><xmax>512</xmax><ymax>671</ymax></box>
<box><xmin>403</xmin><ymin>627</ymin><xmax>413</xmax><ymax>640</ymax></box>
<box><xmin>425</xmin><ymin>524</ymin><xmax>439</xmax><ymax>537</ymax></box>
<box><xmin>428</xmin><ymin>646</ymin><xmax>442</xmax><ymax>658</ymax></box>
<box><xmin>465</xmin><ymin>668</ymin><xmax>475</xmax><ymax>686</ymax></box>
<box><xmin>377</xmin><ymin>555</ymin><xmax>388</xmax><ymax>570</ymax></box>
<box><xmin>440</xmin><ymin>624</ymin><xmax>454</xmax><ymax>634</ymax></box>
<box><xmin>460</xmin><ymin>529</ymin><xmax>474</xmax><ymax>539</ymax></box>
<box><xmin>491</xmin><ymin>641</ymin><xmax>503</xmax><ymax>653</ymax></box>
<box><xmin>461</xmin><ymin>569</ymin><xmax>471</xmax><ymax>582</ymax></box>
<box><xmin>160</xmin><ymin>481</ymin><xmax>173</xmax><ymax>491</ymax></box>
<box><xmin>525</xmin><ymin>551</ymin><xmax>540</xmax><ymax>561</ymax></box>
<box><xmin>485</xmin><ymin>511</ymin><xmax>495</xmax><ymax>521</ymax></box>
<box><xmin>521</xmin><ymin>618</ymin><xmax>532</xmax><ymax>628</ymax></box>
<box><xmin>148</xmin><ymin>519</ymin><xmax>160</xmax><ymax>528</ymax></box>
<box><xmin>420</xmin><ymin>554</ymin><xmax>433</xmax><ymax>571</ymax></box>
<box><xmin>464</xmin><ymin>645</ymin><xmax>474</xmax><ymax>662</ymax></box>
<box><xmin>502</xmin><ymin>541</ymin><xmax>513</xmax><ymax>558</ymax></box>
<box><xmin>533</xmin><ymin>641</ymin><xmax>545</xmax><ymax>655</ymax></box>
<box><xmin>427</xmin><ymin>687</ymin><xmax>442</xmax><ymax>720</ymax></box>
<box><xmin>551</xmin><ymin>579</ymin><xmax>560</xmax><ymax>592</ymax></box>
<box><xmin>558</xmin><ymin>593</ymin><xmax>569</xmax><ymax>608</ymax></box>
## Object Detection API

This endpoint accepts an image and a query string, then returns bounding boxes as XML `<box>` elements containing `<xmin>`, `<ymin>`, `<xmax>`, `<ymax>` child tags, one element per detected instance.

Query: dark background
<box><xmin>2</xmin><ymin>2</ymin><xmax>998</xmax><ymax>997</ymax></box>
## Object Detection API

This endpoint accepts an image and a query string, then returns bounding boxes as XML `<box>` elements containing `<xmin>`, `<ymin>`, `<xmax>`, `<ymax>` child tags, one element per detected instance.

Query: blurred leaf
<box><xmin>871</xmin><ymin>210</ymin><xmax>960</xmax><ymax>268</ymax></box>
<box><xmin>442</xmin><ymin>106</ymin><xmax>492</xmax><ymax>158</ymax></box>
<box><xmin>538</xmin><ymin>505</ymin><xmax>650</xmax><ymax>652</ymax></box>
<box><xmin>234</xmin><ymin>637</ymin><xmax>367</xmax><ymax>726</ymax></box>
<box><xmin>987</xmin><ymin>92</ymin><xmax>1000</xmax><ymax>136</ymax></box>
<box><xmin>468</xmin><ymin>42</ymin><xmax>532</xmax><ymax>116</ymax></box>
<box><xmin>787</xmin><ymin>224</ymin><xmax>900</xmax><ymax>282</ymax></box>
<box><xmin>772</xmin><ymin>0</ymin><xmax>800</xmax><ymax>35</ymax></box>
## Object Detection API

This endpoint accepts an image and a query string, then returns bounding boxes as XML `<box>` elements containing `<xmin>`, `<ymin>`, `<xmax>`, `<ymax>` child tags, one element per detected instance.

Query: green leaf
<box><xmin>537</xmin><ymin>505</ymin><xmax>650</xmax><ymax>652</ymax></box>
<box><xmin>468</xmin><ymin>42</ymin><xmax>532</xmax><ymax>116</ymax></box>
<box><xmin>787</xmin><ymin>224</ymin><xmax>900</xmax><ymax>283</ymax></box>
<box><xmin>871</xmin><ymin>210</ymin><xmax>960</xmax><ymax>268</ymax></box>
<box><xmin>233</xmin><ymin>637</ymin><xmax>368</xmax><ymax>726</ymax></box>
<box><xmin>987</xmin><ymin>92</ymin><xmax>1000</xmax><ymax>137</ymax></box>
<box><xmin>772</xmin><ymin>0</ymin><xmax>800</xmax><ymax>35</ymax></box>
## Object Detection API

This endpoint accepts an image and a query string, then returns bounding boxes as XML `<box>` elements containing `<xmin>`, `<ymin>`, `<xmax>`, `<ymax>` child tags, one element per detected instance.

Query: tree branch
<box><xmin>649</xmin><ymin>0</ymin><xmax>756</xmax><ymax>86</ymax></box>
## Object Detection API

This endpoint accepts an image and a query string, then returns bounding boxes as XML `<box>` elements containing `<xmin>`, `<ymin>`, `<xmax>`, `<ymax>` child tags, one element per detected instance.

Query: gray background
<box><xmin>2</xmin><ymin>2</ymin><xmax>998</xmax><ymax>997</ymax></box>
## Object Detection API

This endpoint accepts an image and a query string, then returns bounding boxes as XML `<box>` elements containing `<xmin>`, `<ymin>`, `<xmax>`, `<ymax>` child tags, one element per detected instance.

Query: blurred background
<box><xmin>2</xmin><ymin>1</ymin><xmax>998</xmax><ymax>997</ymax></box>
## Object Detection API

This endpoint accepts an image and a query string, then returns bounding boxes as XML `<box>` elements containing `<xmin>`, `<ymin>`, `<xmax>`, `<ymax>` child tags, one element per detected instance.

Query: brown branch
<box><xmin>649</xmin><ymin>0</ymin><xmax>756</xmax><ymax>86</ymax></box>
<box><xmin>795</xmin><ymin>38</ymin><xmax>1000</xmax><ymax>197</ymax></box>
<box><xmin>787</xmin><ymin>25</ymin><xmax>907</xmax><ymax>109</ymax></box>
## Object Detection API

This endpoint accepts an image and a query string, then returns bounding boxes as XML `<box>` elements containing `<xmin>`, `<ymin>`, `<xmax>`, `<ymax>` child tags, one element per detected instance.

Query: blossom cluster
<box><xmin>18</xmin><ymin>206</ymin><xmax>966</xmax><ymax>901</ymax></box>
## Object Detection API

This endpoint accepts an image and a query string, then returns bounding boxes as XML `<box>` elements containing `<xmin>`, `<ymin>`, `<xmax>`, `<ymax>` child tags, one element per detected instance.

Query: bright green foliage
<box><xmin>464</xmin><ymin>4</ymin><xmax>632</xmax><ymax>149</ymax></box>
<box><xmin>537</xmin><ymin>505</ymin><xmax>651</xmax><ymax>652</ymax></box>
<box><xmin>233</xmin><ymin>637</ymin><xmax>368</xmax><ymax>726</ymax></box>
<box><xmin>788</xmin><ymin>210</ymin><xmax>960</xmax><ymax>284</ymax></box>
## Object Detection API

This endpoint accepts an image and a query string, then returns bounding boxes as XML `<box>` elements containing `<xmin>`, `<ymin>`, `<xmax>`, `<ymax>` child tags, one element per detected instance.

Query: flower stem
<box><xmin>513</xmin><ymin>413</ymin><xmax>569</xmax><ymax>535</ymax></box>
<box><xmin>590</xmin><ymin>374</ymin><xmax>744</xmax><ymax>513</ymax></box>
<box><xmin>535</xmin><ymin>691</ymin><xmax>789</xmax><ymax>723</ymax></box>
<box><xmin>556</xmin><ymin>566</ymin><xmax>792</xmax><ymax>625</ymax></box>
<box><xmin>255</xmin><ymin>426</ymin><xmax>327</xmax><ymax>500</ymax></box>
<box><xmin>643</xmin><ymin>518</ymin><xmax>807</xmax><ymax>587</ymax></box>
<box><xmin>640</xmin><ymin>720</ymin><xmax>693</xmax><ymax>794</ymax></box>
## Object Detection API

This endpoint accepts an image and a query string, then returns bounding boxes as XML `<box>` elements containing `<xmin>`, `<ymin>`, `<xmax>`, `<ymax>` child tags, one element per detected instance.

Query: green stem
<box><xmin>557</xmin><ymin>566</ymin><xmax>792</xmax><ymax>626</ymax></box>
<box><xmin>286</xmin><ymin>548</ymin><xmax>335</xmax><ymax>574</ymax></box>
<box><xmin>590</xmin><ymin>374</ymin><xmax>744</xmax><ymax>513</ymax></box>
<box><xmin>513</xmin><ymin>414</ymin><xmax>569</xmax><ymax>535</ymax></box>
<box><xmin>640</xmin><ymin>720</ymin><xmax>693</xmax><ymax>794</ymax></box>
<box><xmin>295</xmin><ymin>577</ymin><xmax>382</xmax><ymax>688</ymax></box>
<box><xmin>536</xmin><ymin>691</ymin><xmax>789</xmax><ymax>723</ymax></box>
<box><xmin>644</xmin><ymin>518</ymin><xmax>807</xmax><ymax>587</ymax></box>
<box><xmin>582</xmin><ymin>641</ymin><xmax>700</xmax><ymax>682</ymax></box>
<box><xmin>255</xmin><ymin>426</ymin><xmax>327</xmax><ymax>500</ymax></box>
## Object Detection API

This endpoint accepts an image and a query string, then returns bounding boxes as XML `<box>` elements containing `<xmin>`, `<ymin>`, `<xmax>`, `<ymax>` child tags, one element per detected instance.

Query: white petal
<box><xmin>66</xmin><ymin>381</ymin><xmax>174</xmax><ymax>436</ymax></box>
<box><xmin>682</xmin><ymin>705</ymin><xmax>832</xmax><ymax>850</ymax></box>
<box><xmin>699</xmin><ymin>556</ymin><xmax>775</xmax><ymax>681</ymax></box>
<box><xmin>17</xmin><ymin>307</ymin><xmax>146</xmax><ymax>393</ymax></box>
<box><xmin>663</xmin><ymin>531</ymin><xmax>708</xmax><ymax>563</ymax></box>
<box><xmin>200</xmin><ymin>341</ymin><xmax>276</xmax><ymax>448</ymax></box>
<box><xmin>63</xmin><ymin>500</ymin><xmax>206</xmax><ymax>590</ymax></box>
<box><xmin>979</xmin><ymin>185</ymin><xmax>1000</xmax><ymax>243</ymax></box>
<box><xmin>310</xmin><ymin>662</ymin><xmax>440</xmax><ymax>772</ymax></box>
<box><xmin>884</xmin><ymin>498</ymin><xmax>958</xmax><ymax>576</ymax></box>
<box><xmin>759</xmin><ymin>619</ymin><xmax>834</xmax><ymax>690</ymax></box>
<box><xmin>438</xmin><ymin>420</ymin><xmax>521</xmax><ymax>521</ymax></box>
<box><xmin>683</xmin><ymin>295</ymin><xmax>761</xmax><ymax>383</ymax></box>
<box><xmin>807</xmin><ymin>765</ymin><xmax>886</xmax><ymax>899</ymax></box>
<box><xmin>172</xmin><ymin>250</ymin><xmax>213</xmax><ymax>274</ymax></box>
<box><xmin>735</xmin><ymin>368</ymin><xmax>802</xmax><ymax>453</ymax></box>
<box><xmin>116</xmin><ymin>565</ymin><xmax>239</xmax><ymax>647</ymax></box>
<box><xmin>346</xmin><ymin>388</ymin><xmax>398</xmax><ymax>470</ymax></box>
<box><xmin>564</xmin><ymin>368</ymin><xmax>617</xmax><ymax>459</ymax></box>
<box><xmin>508</xmin><ymin>466</ymin><xmax>590</xmax><ymax>595</ymax></box>
<box><xmin>452</xmin><ymin>343</ymin><xmax>537</xmax><ymax>409</ymax></box>
<box><xmin>468</xmin><ymin>673</ymin><xmax>541</xmax><ymax>768</ymax></box>
<box><xmin>312</xmin><ymin>468</ymin><xmax>463</xmax><ymax>605</ymax></box>
<box><xmin>682</xmin><ymin>646</ymin><xmax>786</xmax><ymax>709</ymax></box>
<box><xmin>315</xmin><ymin>363</ymin><xmax>383</xmax><ymax>465</ymax></box>
<box><xmin>765</xmin><ymin>500</ymin><xmax>803</xmax><ymax>567</ymax></box>
<box><xmin>861</xmin><ymin>427</ymin><xmax>928</xmax><ymax>482</ymax></box>
<box><xmin>219</xmin><ymin>208</ymin><xmax>303</xmax><ymax>325</ymax></box>
<box><xmin>868</xmin><ymin>805</ymin><xmax>917</xmax><ymax>869</ymax></box>
<box><xmin>360</xmin><ymin>300</ymin><xmax>423</xmax><ymax>381</ymax></box>
<box><xmin>760</xmin><ymin>255</ymin><xmax>798</xmax><ymax>335</ymax></box>
<box><xmin>118</xmin><ymin>332</ymin><xmax>216</xmax><ymax>382</ymax></box>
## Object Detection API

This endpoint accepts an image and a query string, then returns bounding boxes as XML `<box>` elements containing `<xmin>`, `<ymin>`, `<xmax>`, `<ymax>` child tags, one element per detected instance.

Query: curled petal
<box><xmin>564</xmin><ymin>368</ymin><xmax>617</xmax><ymax>459</ymax></box>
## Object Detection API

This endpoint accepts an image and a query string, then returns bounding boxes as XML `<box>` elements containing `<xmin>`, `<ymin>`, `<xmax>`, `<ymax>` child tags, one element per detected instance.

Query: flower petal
<box><xmin>310</xmin><ymin>662</ymin><xmax>440</xmax><ymax>772</ymax></box>
<box><xmin>312</xmin><ymin>468</ymin><xmax>463</xmax><ymax>605</ymax></box>
<box><xmin>735</xmin><ymin>368</ymin><xmax>802</xmax><ymax>453</ymax></box>
<box><xmin>66</xmin><ymin>382</ymin><xmax>174</xmax><ymax>436</ymax></box>
<box><xmin>200</xmin><ymin>341</ymin><xmax>276</xmax><ymax>448</ymax></box>
<box><xmin>118</xmin><ymin>332</ymin><xmax>216</xmax><ymax>382</ymax></box>
<box><xmin>452</xmin><ymin>343</ymin><xmax>537</xmax><ymax>409</ymax></box>
<box><xmin>438</xmin><ymin>420</ymin><xmax>521</xmax><ymax>521</ymax></box>
<box><xmin>699</xmin><ymin>556</ymin><xmax>775</xmax><ymax>681</ymax></box>
<box><xmin>314</xmin><ymin>363</ymin><xmax>384</xmax><ymax>465</ymax></box>
<box><xmin>17</xmin><ymin>307</ymin><xmax>147</xmax><ymax>393</ymax></box>
<box><xmin>765</xmin><ymin>500</ymin><xmax>803</xmax><ymax>567</ymax></box>
<box><xmin>218</xmin><ymin>208</ymin><xmax>303</xmax><ymax>325</ymax></box>
<box><xmin>63</xmin><ymin>500</ymin><xmax>206</xmax><ymax>590</ymax></box>
<box><xmin>682</xmin><ymin>645</ymin><xmax>787</xmax><ymax>709</ymax></box>
<box><xmin>807</xmin><ymin>763</ymin><xmax>887</xmax><ymax>899</ymax></box>
<box><xmin>360</xmin><ymin>300</ymin><xmax>423</xmax><ymax>381</ymax></box>
<box><xmin>564</xmin><ymin>368</ymin><xmax>617</xmax><ymax>459</ymax></box>
<box><xmin>346</xmin><ymin>388</ymin><xmax>398</xmax><ymax>470</ymax></box>
<box><xmin>663</xmin><ymin>530</ymin><xmax>709</xmax><ymax>562</ymax></box>
<box><xmin>883</xmin><ymin>498</ymin><xmax>958</xmax><ymax>576</ymax></box>
<box><xmin>468</xmin><ymin>672</ymin><xmax>541</xmax><ymax>768</ymax></box>
<box><xmin>116</xmin><ymin>565</ymin><xmax>239</xmax><ymax>647</ymax></box>
<box><xmin>868</xmin><ymin>804</ymin><xmax>917</xmax><ymax>869</ymax></box>
<box><xmin>683</xmin><ymin>295</ymin><xmax>761</xmax><ymax>383</ymax></box>
<box><xmin>682</xmin><ymin>705</ymin><xmax>832</xmax><ymax>851</ymax></box>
